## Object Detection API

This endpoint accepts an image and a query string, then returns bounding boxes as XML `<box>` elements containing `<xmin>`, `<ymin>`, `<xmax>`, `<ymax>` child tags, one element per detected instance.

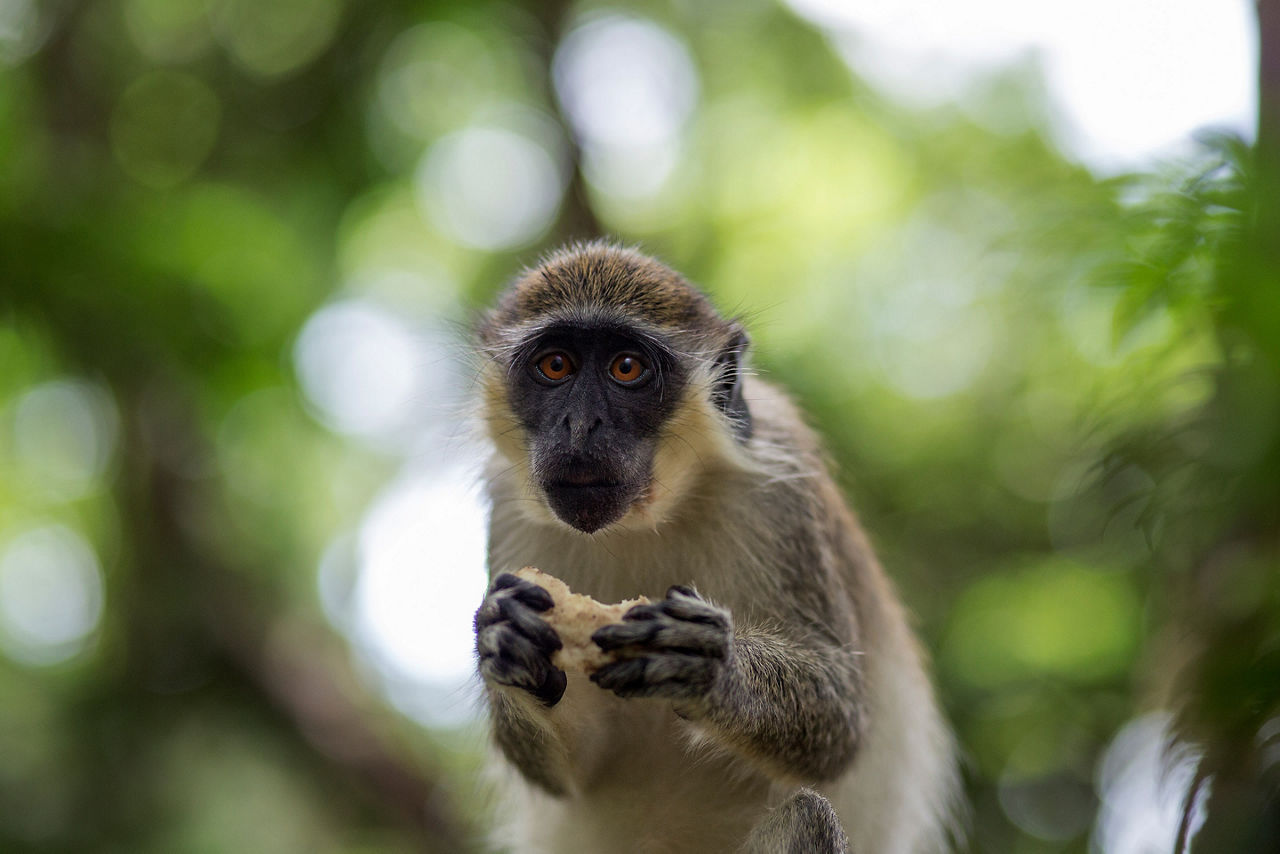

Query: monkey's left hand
<box><xmin>589</xmin><ymin>586</ymin><xmax>731</xmax><ymax>702</ymax></box>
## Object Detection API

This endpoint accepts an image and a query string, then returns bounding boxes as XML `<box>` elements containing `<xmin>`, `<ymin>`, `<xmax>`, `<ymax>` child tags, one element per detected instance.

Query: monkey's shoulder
<box><xmin>736</xmin><ymin>375</ymin><xmax>827</xmax><ymax>462</ymax></box>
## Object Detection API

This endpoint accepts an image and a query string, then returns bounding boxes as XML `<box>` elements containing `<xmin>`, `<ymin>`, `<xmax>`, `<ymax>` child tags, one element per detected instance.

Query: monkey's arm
<box><xmin>475</xmin><ymin>573</ymin><xmax>574</xmax><ymax>794</ymax></box>
<box><xmin>592</xmin><ymin>587</ymin><xmax>866</xmax><ymax>782</ymax></box>
<box><xmin>484</xmin><ymin>684</ymin><xmax>575</xmax><ymax>795</ymax></box>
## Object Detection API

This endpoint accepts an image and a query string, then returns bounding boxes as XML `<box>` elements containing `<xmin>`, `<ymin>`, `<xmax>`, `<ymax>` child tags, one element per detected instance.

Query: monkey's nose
<box><xmin>561</xmin><ymin>414</ymin><xmax>604</xmax><ymax>446</ymax></box>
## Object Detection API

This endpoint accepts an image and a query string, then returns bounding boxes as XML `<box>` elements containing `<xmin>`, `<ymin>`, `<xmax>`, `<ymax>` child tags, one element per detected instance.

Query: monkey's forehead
<box><xmin>493</xmin><ymin>243</ymin><xmax>731</xmax><ymax>335</ymax></box>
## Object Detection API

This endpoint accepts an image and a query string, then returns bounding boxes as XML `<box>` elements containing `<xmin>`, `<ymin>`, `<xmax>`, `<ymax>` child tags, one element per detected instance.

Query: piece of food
<box><xmin>514</xmin><ymin>566</ymin><xmax>649</xmax><ymax>673</ymax></box>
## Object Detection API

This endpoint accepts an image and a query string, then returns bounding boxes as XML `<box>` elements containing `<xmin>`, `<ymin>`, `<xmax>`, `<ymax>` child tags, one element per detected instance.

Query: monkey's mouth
<box><xmin>550</xmin><ymin>472</ymin><xmax>622</xmax><ymax>489</ymax></box>
<box><xmin>542</xmin><ymin>478</ymin><xmax>642</xmax><ymax>534</ymax></box>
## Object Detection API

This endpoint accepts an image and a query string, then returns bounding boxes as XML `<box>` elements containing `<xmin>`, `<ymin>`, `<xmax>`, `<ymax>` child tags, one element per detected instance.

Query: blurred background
<box><xmin>1</xmin><ymin>0</ymin><xmax>1277</xmax><ymax>851</ymax></box>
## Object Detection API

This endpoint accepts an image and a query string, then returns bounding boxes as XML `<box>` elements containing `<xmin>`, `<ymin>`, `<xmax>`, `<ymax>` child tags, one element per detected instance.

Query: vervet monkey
<box><xmin>473</xmin><ymin>242</ymin><xmax>960</xmax><ymax>853</ymax></box>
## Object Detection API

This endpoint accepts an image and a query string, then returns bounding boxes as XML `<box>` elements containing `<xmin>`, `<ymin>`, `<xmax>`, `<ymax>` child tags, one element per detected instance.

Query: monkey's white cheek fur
<box><xmin>513</xmin><ymin>566</ymin><xmax>650</xmax><ymax>673</ymax></box>
<box><xmin>642</xmin><ymin>377</ymin><xmax>750</xmax><ymax>524</ymax></box>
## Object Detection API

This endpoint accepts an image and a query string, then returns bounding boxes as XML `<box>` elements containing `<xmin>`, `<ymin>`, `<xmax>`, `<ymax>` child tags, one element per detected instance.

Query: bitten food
<box><xmin>513</xmin><ymin>566</ymin><xmax>649</xmax><ymax>673</ymax></box>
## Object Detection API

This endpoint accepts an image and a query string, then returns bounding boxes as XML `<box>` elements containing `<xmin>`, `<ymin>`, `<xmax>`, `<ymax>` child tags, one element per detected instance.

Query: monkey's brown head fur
<box><xmin>478</xmin><ymin>241</ymin><xmax>753</xmax><ymax>534</ymax></box>
<box><xmin>479</xmin><ymin>242</ymin><xmax>740</xmax><ymax>352</ymax></box>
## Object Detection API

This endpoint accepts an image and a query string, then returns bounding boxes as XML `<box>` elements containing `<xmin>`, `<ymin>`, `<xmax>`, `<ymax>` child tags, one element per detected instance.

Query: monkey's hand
<box><xmin>475</xmin><ymin>573</ymin><xmax>567</xmax><ymax>707</ymax></box>
<box><xmin>589</xmin><ymin>585</ymin><xmax>731</xmax><ymax>703</ymax></box>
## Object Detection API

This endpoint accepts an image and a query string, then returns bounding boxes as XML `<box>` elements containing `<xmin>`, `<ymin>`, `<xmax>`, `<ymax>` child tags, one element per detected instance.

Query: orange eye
<box><xmin>536</xmin><ymin>352</ymin><xmax>575</xmax><ymax>381</ymax></box>
<box><xmin>609</xmin><ymin>354</ymin><xmax>648</xmax><ymax>384</ymax></box>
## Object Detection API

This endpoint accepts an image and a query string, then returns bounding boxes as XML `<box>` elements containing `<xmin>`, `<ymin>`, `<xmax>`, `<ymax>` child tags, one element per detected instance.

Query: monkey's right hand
<box><xmin>475</xmin><ymin>573</ymin><xmax>567</xmax><ymax>707</ymax></box>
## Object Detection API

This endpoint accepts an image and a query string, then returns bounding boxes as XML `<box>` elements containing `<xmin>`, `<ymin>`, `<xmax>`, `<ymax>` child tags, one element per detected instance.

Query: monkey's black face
<box><xmin>507</xmin><ymin>324</ymin><xmax>685</xmax><ymax>534</ymax></box>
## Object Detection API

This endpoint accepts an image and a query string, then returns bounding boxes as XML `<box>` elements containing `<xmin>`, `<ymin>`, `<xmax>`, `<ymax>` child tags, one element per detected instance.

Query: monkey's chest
<box><xmin>530</xmin><ymin>673</ymin><xmax>771</xmax><ymax>852</ymax></box>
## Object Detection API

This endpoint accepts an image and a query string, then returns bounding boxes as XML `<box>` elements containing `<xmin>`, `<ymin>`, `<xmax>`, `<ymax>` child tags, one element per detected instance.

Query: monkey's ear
<box><xmin>711</xmin><ymin>326</ymin><xmax>752</xmax><ymax>441</ymax></box>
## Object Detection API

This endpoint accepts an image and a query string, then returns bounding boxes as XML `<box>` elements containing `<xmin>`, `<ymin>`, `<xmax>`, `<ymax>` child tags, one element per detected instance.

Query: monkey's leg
<box><xmin>740</xmin><ymin>789</ymin><xmax>850</xmax><ymax>854</ymax></box>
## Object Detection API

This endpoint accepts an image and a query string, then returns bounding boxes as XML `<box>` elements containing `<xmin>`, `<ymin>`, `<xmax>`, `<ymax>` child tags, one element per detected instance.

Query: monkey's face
<box><xmin>502</xmin><ymin>323</ymin><xmax>685</xmax><ymax>534</ymax></box>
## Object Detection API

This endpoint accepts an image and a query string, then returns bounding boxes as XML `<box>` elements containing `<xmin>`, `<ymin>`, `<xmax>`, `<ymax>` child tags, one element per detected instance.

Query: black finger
<box><xmin>592</xmin><ymin>620</ymin><xmax>660</xmax><ymax>651</ymax></box>
<box><xmin>512</xmin><ymin>583</ymin><xmax>554</xmax><ymax>612</ymax></box>
<box><xmin>590</xmin><ymin>658</ymin><xmax>650</xmax><ymax>695</ymax></box>
<box><xmin>477</xmin><ymin>624</ymin><xmax>552</xmax><ymax>688</ymax></box>
<box><xmin>621</xmin><ymin>603</ymin><xmax>664</xmax><ymax>622</ymax></box>
<box><xmin>531</xmin><ymin>667</ymin><xmax>567</xmax><ymax>707</ymax></box>
<box><xmin>489</xmin><ymin>574</ymin><xmax>555</xmax><ymax>611</ymax></box>
<box><xmin>660</xmin><ymin>597</ymin><xmax>729</xmax><ymax>628</ymax></box>
<box><xmin>490</xmin><ymin>572</ymin><xmax>523</xmax><ymax>592</ymax></box>
<box><xmin>498</xmin><ymin>595</ymin><xmax>562</xmax><ymax>652</ymax></box>
<box><xmin>480</xmin><ymin>654</ymin><xmax>551</xmax><ymax>694</ymax></box>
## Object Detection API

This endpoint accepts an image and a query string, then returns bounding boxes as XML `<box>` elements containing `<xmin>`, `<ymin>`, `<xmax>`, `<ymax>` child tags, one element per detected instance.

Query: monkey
<box><xmin>472</xmin><ymin>241</ymin><xmax>960</xmax><ymax>853</ymax></box>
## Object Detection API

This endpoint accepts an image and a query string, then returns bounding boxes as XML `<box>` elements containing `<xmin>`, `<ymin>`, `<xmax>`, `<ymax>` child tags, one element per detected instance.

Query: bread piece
<box><xmin>514</xmin><ymin>566</ymin><xmax>649</xmax><ymax>673</ymax></box>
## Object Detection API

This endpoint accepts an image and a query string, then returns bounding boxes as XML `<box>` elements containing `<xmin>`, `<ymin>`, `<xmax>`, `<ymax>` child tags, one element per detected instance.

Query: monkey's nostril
<box><xmin>587</xmin><ymin>417</ymin><xmax>603</xmax><ymax>435</ymax></box>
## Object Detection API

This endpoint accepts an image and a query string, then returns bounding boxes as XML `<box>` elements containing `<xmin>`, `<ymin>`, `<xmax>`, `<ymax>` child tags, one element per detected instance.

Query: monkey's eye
<box><xmin>536</xmin><ymin>352</ymin><xmax>575</xmax><ymax>382</ymax></box>
<box><xmin>609</xmin><ymin>353</ymin><xmax>649</xmax><ymax>385</ymax></box>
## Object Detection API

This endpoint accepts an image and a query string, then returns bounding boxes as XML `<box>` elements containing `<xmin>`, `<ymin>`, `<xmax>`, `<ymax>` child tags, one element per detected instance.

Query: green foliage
<box><xmin>0</xmin><ymin>1</ymin><xmax>1274</xmax><ymax>852</ymax></box>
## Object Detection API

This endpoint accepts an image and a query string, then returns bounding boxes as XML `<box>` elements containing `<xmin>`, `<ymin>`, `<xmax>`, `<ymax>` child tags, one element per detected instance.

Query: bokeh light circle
<box><xmin>414</xmin><ymin>125</ymin><xmax>565</xmax><ymax>251</ymax></box>
<box><xmin>0</xmin><ymin>525</ymin><xmax>105</xmax><ymax>666</ymax></box>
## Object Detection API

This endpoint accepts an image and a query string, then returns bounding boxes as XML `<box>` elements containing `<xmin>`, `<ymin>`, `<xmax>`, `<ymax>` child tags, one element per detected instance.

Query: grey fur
<box><xmin>474</xmin><ymin>244</ymin><xmax>961</xmax><ymax>854</ymax></box>
<box><xmin>742</xmin><ymin>789</ymin><xmax>850</xmax><ymax>854</ymax></box>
